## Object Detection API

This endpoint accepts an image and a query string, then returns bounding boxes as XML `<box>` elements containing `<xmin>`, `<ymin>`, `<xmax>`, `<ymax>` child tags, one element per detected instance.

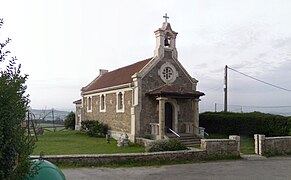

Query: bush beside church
<box><xmin>200</xmin><ymin>111</ymin><xmax>291</xmax><ymax>136</ymax></box>
<box><xmin>81</xmin><ymin>120</ymin><xmax>108</xmax><ymax>137</ymax></box>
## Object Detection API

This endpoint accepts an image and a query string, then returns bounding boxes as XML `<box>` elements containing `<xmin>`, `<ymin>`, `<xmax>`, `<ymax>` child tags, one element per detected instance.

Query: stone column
<box><xmin>130</xmin><ymin>107</ymin><xmax>136</xmax><ymax>142</ymax></box>
<box><xmin>157</xmin><ymin>97</ymin><xmax>168</xmax><ymax>139</ymax></box>
<box><xmin>259</xmin><ymin>134</ymin><xmax>265</xmax><ymax>155</ymax></box>
<box><xmin>192</xmin><ymin>99</ymin><xmax>200</xmax><ymax>135</ymax></box>
<box><xmin>229</xmin><ymin>135</ymin><xmax>241</xmax><ymax>153</ymax></box>
<box><xmin>254</xmin><ymin>134</ymin><xmax>265</xmax><ymax>155</ymax></box>
<box><xmin>131</xmin><ymin>74</ymin><xmax>141</xmax><ymax>138</ymax></box>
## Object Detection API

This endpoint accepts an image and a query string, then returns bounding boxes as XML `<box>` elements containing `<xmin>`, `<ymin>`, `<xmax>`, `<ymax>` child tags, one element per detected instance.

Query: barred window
<box><xmin>162</xmin><ymin>67</ymin><xmax>173</xmax><ymax>80</ymax></box>
<box><xmin>87</xmin><ymin>96</ymin><xmax>92</xmax><ymax>111</ymax></box>
<box><xmin>100</xmin><ymin>94</ymin><xmax>105</xmax><ymax>110</ymax></box>
<box><xmin>117</xmin><ymin>92</ymin><xmax>123</xmax><ymax>110</ymax></box>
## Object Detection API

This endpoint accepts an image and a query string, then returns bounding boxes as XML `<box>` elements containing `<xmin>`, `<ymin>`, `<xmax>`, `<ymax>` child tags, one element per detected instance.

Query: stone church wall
<box><xmin>139</xmin><ymin>51</ymin><xmax>195</xmax><ymax>134</ymax></box>
<box><xmin>176</xmin><ymin>99</ymin><xmax>194</xmax><ymax>132</ymax></box>
<box><xmin>82</xmin><ymin>90</ymin><xmax>132</xmax><ymax>133</ymax></box>
<box><xmin>74</xmin><ymin>103</ymin><xmax>82</xmax><ymax>130</ymax></box>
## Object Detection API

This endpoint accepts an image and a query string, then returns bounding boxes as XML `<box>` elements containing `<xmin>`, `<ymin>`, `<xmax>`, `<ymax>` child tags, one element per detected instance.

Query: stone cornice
<box><xmin>81</xmin><ymin>83</ymin><xmax>132</xmax><ymax>96</ymax></box>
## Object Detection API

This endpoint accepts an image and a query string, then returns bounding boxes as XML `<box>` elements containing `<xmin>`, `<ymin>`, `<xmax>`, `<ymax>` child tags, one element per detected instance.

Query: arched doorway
<box><xmin>165</xmin><ymin>102</ymin><xmax>173</xmax><ymax>132</ymax></box>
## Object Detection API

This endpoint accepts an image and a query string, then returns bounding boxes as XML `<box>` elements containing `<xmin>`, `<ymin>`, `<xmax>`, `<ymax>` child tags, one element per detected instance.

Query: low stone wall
<box><xmin>31</xmin><ymin>136</ymin><xmax>241</xmax><ymax>166</ymax></box>
<box><xmin>201</xmin><ymin>135</ymin><xmax>240</xmax><ymax>157</ymax></box>
<box><xmin>31</xmin><ymin>150</ymin><xmax>207</xmax><ymax>165</ymax></box>
<box><xmin>255</xmin><ymin>134</ymin><xmax>291</xmax><ymax>155</ymax></box>
<box><xmin>135</xmin><ymin>137</ymin><xmax>155</xmax><ymax>147</ymax></box>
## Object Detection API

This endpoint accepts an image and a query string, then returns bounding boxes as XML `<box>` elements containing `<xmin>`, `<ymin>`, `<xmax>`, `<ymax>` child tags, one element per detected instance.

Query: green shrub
<box><xmin>200</xmin><ymin>112</ymin><xmax>291</xmax><ymax>137</ymax></box>
<box><xmin>288</xmin><ymin>117</ymin><xmax>291</xmax><ymax>136</ymax></box>
<box><xmin>81</xmin><ymin>120</ymin><xmax>108</xmax><ymax>137</ymax></box>
<box><xmin>0</xmin><ymin>18</ymin><xmax>36</xmax><ymax>179</ymax></box>
<box><xmin>64</xmin><ymin>111</ymin><xmax>75</xmax><ymax>130</ymax></box>
<box><xmin>146</xmin><ymin>139</ymin><xmax>188</xmax><ymax>152</ymax></box>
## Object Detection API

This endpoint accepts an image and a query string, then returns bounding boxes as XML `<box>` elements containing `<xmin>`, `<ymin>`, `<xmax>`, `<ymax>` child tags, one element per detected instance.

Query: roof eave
<box><xmin>81</xmin><ymin>83</ymin><xmax>132</xmax><ymax>96</ymax></box>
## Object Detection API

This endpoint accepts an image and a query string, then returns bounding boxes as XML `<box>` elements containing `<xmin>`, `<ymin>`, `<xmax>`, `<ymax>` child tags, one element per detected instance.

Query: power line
<box><xmin>227</xmin><ymin>66</ymin><xmax>291</xmax><ymax>93</ymax></box>
<box><xmin>203</xmin><ymin>86</ymin><xmax>222</xmax><ymax>91</ymax></box>
<box><xmin>214</xmin><ymin>103</ymin><xmax>291</xmax><ymax>115</ymax></box>
<box><xmin>215</xmin><ymin>103</ymin><xmax>291</xmax><ymax>109</ymax></box>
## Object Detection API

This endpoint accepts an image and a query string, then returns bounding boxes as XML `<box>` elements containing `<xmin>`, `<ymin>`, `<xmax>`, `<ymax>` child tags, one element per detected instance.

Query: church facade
<box><xmin>74</xmin><ymin>18</ymin><xmax>204</xmax><ymax>141</ymax></box>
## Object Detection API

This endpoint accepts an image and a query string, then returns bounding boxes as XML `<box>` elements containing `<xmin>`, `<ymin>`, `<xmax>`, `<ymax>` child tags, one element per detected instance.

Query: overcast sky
<box><xmin>1</xmin><ymin>0</ymin><xmax>291</xmax><ymax>114</ymax></box>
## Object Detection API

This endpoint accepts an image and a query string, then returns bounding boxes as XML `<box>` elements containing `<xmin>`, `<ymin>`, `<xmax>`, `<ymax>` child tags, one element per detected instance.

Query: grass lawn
<box><xmin>240</xmin><ymin>136</ymin><xmax>255</xmax><ymax>154</ymax></box>
<box><xmin>33</xmin><ymin>130</ymin><xmax>145</xmax><ymax>155</ymax></box>
<box><xmin>206</xmin><ymin>134</ymin><xmax>255</xmax><ymax>154</ymax></box>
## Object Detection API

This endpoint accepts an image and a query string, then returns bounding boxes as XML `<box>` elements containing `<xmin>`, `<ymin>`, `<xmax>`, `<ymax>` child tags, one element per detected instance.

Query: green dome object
<box><xmin>28</xmin><ymin>159</ymin><xmax>66</xmax><ymax>180</ymax></box>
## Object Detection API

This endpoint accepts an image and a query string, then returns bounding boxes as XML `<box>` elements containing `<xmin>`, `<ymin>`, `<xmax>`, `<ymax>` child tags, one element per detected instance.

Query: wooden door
<box><xmin>165</xmin><ymin>102</ymin><xmax>173</xmax><ymax>132</ymax></box>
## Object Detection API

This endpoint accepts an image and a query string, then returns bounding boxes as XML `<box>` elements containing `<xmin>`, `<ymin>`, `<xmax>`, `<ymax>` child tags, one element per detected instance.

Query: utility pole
<box><xmin>224</xmin><ymin>65</ymin><xmax>228</xmax><ymax>112</ymax></box>
<box><xmin>52</xmin><ymin>108</ymin><xmax>55</xmax><ymax>132</ymax></box>
<box><xmin>214</xmin><ymin>103</ymin><xmax>217</xmax><ymax>112</ymax></box>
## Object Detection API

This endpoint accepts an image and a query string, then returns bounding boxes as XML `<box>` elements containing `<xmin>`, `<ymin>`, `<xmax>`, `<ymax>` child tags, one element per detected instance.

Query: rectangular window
<box><xmin>100</xmin><ymin>94</ymin><xmax>106</xmax><ymax>112</ymax></box>
<box><xmin>87</xmin><ymin>96</ymin><xmax>92</xmax><ymax>112</ymax></box>
<box><xmin>118</xmin><ymin>92</ymin><xmax>123</xmax><ymax>109</ymax></box>
<box><xmin>116</xmin><ymin>92</ymin><xmax>124</xmax><ymax>112</ymax></box>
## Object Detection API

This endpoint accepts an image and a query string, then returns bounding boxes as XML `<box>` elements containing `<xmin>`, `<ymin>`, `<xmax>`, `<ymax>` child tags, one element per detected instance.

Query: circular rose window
<box><xmin>162</xmin><ymin>67</ymin><xmax>173</xmax><ymax>80</ymax></box>
<box><xmin>159</xmin><ymin>63</ymin><xmax>177</xmax><ymax>83</ymax></box>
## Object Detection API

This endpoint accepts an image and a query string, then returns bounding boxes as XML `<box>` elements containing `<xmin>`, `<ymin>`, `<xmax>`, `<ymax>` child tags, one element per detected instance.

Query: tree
<box><xmin>64</xmin><ymin>111</ymin><xmax>75</xmax><ymax>130</ymax></box>
<box><xmin>0</xmin><ymin>18</ymin><xmax>35</xmax><ymax>179</ymax></box>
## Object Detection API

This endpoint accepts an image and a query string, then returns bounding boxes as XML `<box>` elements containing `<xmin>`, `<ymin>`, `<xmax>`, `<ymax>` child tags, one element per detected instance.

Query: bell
<box><xmin>164</xmin><ymin>37</ymin><xmax>170</xmax><ymax>46</ymax></box>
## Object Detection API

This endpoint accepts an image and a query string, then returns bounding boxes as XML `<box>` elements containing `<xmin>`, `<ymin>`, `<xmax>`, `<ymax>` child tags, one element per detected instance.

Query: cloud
<box><xmin>2</xmin><ymin>0</ymin><xmax>291</xmax><ymax>113</ymax></box>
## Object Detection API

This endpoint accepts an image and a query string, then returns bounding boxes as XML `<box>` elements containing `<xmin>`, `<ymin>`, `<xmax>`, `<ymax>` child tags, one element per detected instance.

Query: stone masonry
<box><xmin>140</xmin><ymin>51</ymin><xmax>197</xmax><ymax>135</ymax></box>
<box><xmin>75</xmin><ymin>19</ymin><xmax>204</xmax><ymax>142</ymax></box>
<box><xmin>254</xmin><ymin>134</ymin><xmax>291</xmax><ymax>155</ymax></box>
<box><xmin>201</xmin><ymin>135</ymin><xmax>240</xmax><ymax>157</ymax></box>
<box><xmin>82</xmin><ymin>90</ymin><xmax>132</xmax><ymax>133</ymax></box>
<box><xmin>31</xmin><ymin>136</ymin><xmax>241</xmax><ymax>166</ymax></box>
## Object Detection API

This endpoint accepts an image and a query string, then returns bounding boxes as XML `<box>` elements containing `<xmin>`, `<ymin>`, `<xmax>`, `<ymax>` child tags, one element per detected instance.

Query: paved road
<box><xmin>62</xmin><ymin>156</ymin><xmax>291</xmax><ymax>180</ymax></box>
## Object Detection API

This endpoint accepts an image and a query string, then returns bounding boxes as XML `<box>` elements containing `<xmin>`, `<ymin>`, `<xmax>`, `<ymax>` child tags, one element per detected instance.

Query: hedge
<box><xmin>200</xmin><ymin>112</ymin><xmax>291</xmax><ymax>137</ymax></box>
<box><xmin>146</xmin><ymin>139</ymin><xmax>189</xmax><ymax>152</ymax></box>
<box><xmin>81</xmin><ymin>120</ymin><xmax>108</xmax><ymax>137</ymax></box>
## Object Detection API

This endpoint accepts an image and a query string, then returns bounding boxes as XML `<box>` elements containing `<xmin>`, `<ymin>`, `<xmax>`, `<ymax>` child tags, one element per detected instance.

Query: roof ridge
<box><xmin>106</xmin><ymin>57</ymin><xmax>152</xmax><ymax>74</ymax></box>
<box><xmin>82</xmin><ymin>57</ymin><xmax>152</xmax><ymax>93</ymax></box>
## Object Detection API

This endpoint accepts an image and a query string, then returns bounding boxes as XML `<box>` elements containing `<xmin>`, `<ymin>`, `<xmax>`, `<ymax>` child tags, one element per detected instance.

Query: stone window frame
<box><xmin>116</xmin><ymin>91</ymin><xmax>125</xmax><ymax>113</ymax></box>
<box><xmin>159</xmin><ymin>62</ymin><xmax>178</xmax><ymax>84</ymax></box>
<box><xmin>87</xmin><ymin>96</ymin><xmax>92</xmax><ymax>112</ymax></box>
<box><xmin>100</xmin><ymin>94</ymin><xmax>106</xmax><ymax>112</ymax></box>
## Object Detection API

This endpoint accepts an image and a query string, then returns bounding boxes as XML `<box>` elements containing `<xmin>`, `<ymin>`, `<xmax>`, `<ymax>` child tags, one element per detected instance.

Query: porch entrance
<box><xmin>165</xmin><ymin>102</ymin><xmax>173</xmax><ymax>132</ymax></box>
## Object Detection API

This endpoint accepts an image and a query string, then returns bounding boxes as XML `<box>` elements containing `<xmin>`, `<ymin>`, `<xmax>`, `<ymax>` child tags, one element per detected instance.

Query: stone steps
<box><xmin>166</xmin><ymin>133</ymin><xmax>201</xmax><ymax>147</ymax></box>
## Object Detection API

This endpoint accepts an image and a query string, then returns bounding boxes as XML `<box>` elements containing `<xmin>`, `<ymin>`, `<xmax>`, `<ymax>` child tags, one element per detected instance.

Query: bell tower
<box><xmin>154</xmin><ymin>13</ymin><xmax>178</xmax><ymax>58</ymax></box>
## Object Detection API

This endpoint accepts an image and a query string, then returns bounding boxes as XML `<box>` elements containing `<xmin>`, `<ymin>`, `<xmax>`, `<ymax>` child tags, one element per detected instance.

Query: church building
<box><xmin>74</xmin><ymin>15</ymin><xmax>205</xmax><ymax>142</ymax></box>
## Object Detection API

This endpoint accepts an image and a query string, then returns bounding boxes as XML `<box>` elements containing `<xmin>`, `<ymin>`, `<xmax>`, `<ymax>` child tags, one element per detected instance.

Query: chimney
<box><xmin>99</xmin><ymin>69</ymin><xmax>109</xmax><ymax>76</ymax></box>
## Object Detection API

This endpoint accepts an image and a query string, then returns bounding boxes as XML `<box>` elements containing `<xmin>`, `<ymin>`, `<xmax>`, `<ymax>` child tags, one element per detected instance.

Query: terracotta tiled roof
<box><xmin>73</xmin><ymin>99</ymin><xmax>82</xmax><ymax>104</ymax></box>
<box><xmin>146</xmin><ymin>85</ymin><xmax>205</xmax><ymax>98</ymax></box>
<box><xmin>83</xmin><ymin>58</ymin><xmax>152</xmax><ymax>92</ymax></box>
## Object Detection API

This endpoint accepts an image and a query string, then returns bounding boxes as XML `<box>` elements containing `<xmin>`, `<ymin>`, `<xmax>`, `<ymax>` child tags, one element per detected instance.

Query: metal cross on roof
<box><xmin>163</xmin><ymin>13</ymin><xmax>169</xmax><ymax>22</ymax></box>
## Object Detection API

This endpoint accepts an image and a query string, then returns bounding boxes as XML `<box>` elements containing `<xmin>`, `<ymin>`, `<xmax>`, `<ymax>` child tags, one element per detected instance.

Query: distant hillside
<box><xmin>30</xmin><ymin>109</ymin><xmax>71</xmax><ymax>120</ymax></box>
